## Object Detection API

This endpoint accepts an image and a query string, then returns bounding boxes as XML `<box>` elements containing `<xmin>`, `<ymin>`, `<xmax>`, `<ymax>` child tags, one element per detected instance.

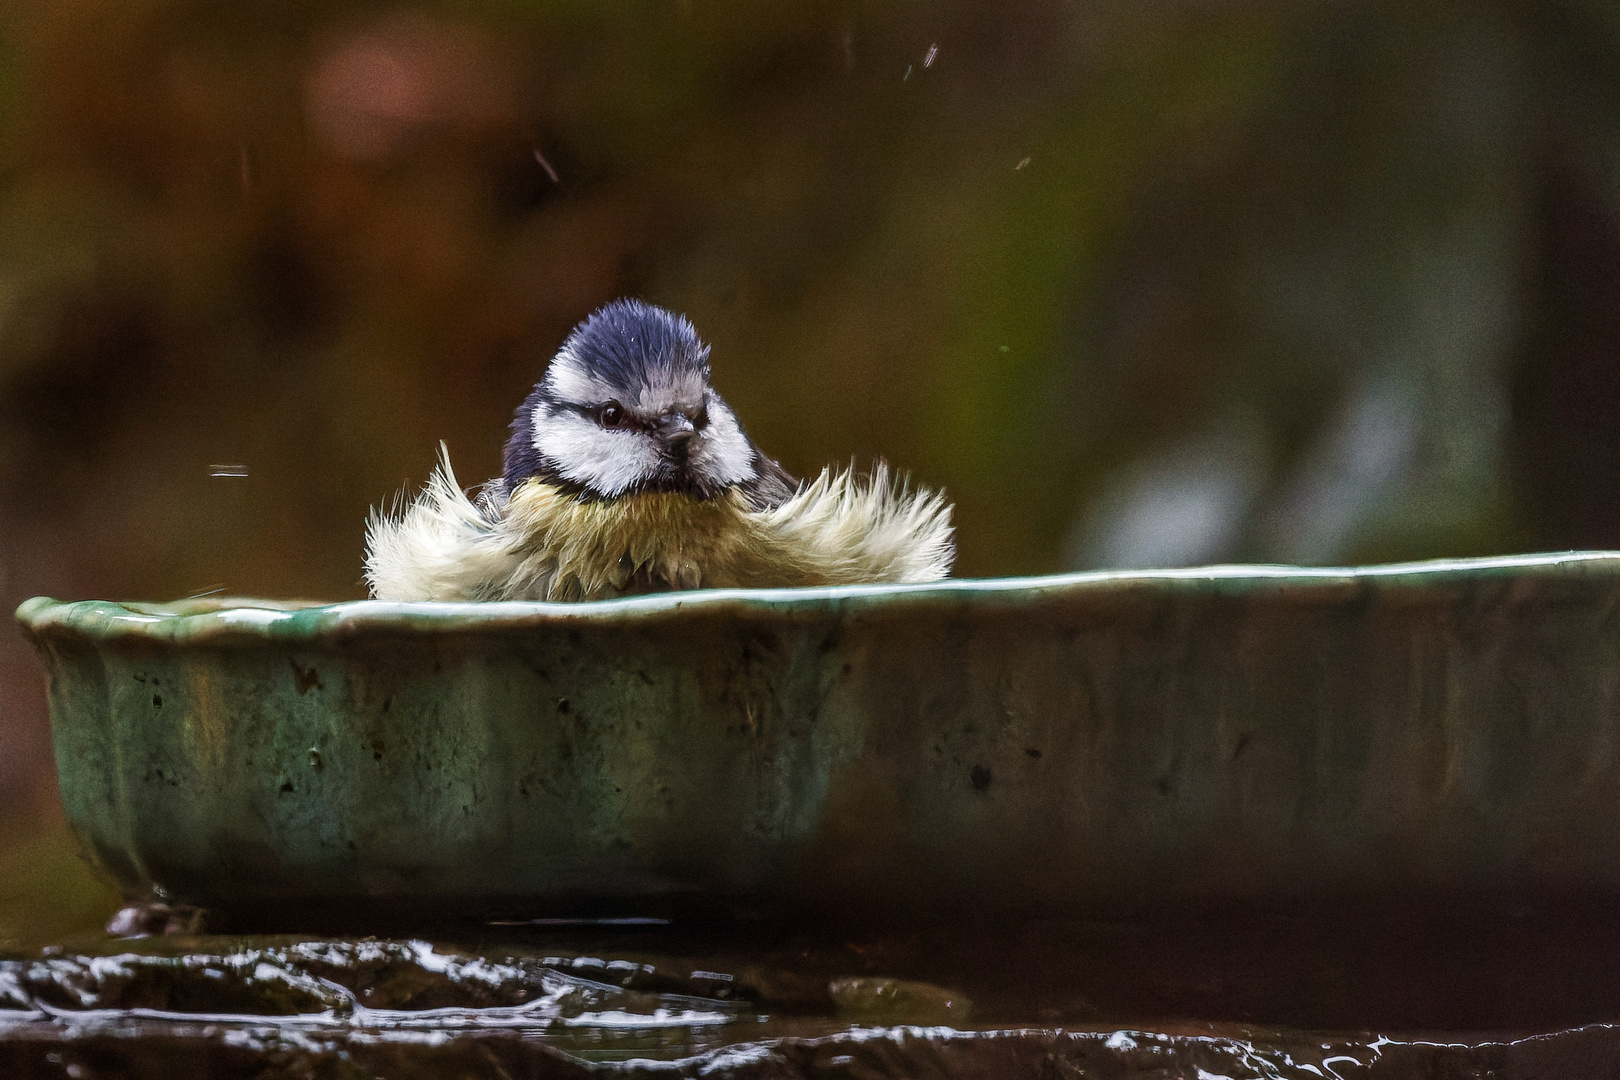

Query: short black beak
<box><xmin>659</xmin><ymin>414</ymin><xmax>697</xmax><ymax>459</ymax></box>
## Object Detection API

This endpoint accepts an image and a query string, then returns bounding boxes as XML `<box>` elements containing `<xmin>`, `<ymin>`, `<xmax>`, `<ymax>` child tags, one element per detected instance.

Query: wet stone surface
<box><xmin>5</xmin><ymin>913</ymin><xmax>1620</xmax><ymax>1078</ymax></box>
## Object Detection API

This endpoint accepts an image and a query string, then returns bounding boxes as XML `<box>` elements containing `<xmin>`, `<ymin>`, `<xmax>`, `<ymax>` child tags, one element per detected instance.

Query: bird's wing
<box><xmin>737</xmin><ymin>450</ymin><xmax>800</xmax><ymax>511</ymax></box>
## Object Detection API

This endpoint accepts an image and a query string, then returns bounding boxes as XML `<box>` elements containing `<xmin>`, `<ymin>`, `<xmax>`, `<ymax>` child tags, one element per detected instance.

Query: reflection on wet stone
<box><xmin>828</xmin><ymin>976</ymin><xmax>972</xmax><ymax>1025</ymax></box>
<box><xmin>6</xmin><ymin>921</ymin><xmax>1620</xmax><ymax>1077</ymax></box>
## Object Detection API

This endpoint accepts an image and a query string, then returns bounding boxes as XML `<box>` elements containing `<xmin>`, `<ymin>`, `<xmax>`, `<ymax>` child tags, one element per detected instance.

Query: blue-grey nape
<box><xmin>502</xmin><ymin>388</ymin><xmax>549</xmax><ymax>497</ymax></box>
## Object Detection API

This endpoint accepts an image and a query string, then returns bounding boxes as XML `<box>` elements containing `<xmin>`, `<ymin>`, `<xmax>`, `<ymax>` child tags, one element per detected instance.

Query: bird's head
<box><xmin>502</xmin><ymin>299</ymin><xmax>767</xmax><ymax>502</ymax></box>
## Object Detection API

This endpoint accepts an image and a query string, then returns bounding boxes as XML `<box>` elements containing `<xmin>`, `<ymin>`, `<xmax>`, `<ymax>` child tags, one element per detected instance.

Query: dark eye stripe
<box><xmin>555</xmin><ymin>400</ymin><xmax>637</xmax><ymax>428</ymax></box>
<box><xmin>555</xmin><ymin>397</ymin><xmax>715</xmax><ymax>434</ymax></box>
<box><xmin>596</xmin><ymin>401</ymin><xmax>656</xmax><ymax>432</ymax></box>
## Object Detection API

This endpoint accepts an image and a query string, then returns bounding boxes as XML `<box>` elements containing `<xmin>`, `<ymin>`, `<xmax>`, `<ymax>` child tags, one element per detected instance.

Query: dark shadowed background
<box><xmin>5</xmin><ymin>0</ymin><xmax>1620</xmax><ymax>946</ymax></box>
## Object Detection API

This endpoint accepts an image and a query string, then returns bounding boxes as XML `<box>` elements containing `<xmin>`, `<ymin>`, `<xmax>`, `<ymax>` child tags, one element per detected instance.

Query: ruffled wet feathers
<box><xmin>365</xmin><ymin>299</ymin><xmax>953</xmax><ymax>602</ymax></box>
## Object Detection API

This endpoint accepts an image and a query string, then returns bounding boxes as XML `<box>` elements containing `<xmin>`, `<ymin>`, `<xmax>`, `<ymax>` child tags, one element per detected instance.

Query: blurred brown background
<box><xmin>6</xmin><ymin>0</ymin><xmax>1620</xmax><ymax>946</ymax></box>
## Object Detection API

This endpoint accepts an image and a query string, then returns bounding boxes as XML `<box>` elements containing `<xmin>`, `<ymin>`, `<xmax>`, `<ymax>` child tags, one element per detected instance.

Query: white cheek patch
<box><xmin>689</xmin><ymin>399</ymin><xmax>758</xmax><ymax>487</ymax></box>
<box><xmin>531</xmin><ymin>402</ymin><xmax>661</xmax><ymax>497</ymax></box>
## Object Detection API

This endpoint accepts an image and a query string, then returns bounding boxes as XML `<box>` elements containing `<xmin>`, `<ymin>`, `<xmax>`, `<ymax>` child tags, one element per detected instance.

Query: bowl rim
<box><xmin>14</xmin><ymin>550</ymin><xmax>1620</xmax><ymax>645</ymax></box>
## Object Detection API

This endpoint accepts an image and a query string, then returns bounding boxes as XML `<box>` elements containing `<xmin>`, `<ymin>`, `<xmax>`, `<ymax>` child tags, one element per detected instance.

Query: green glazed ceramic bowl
<box><xmin>18</xmin><ymin>552</ymin><xmax>1620</xmax><ymax>927</ymax></box>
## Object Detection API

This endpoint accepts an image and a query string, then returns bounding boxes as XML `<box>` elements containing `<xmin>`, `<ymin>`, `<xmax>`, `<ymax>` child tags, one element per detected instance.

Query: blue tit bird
<box><xmin>364</xmin><ymin>298</ymin><xmax>954</xmax><ymax>602</ymax></box>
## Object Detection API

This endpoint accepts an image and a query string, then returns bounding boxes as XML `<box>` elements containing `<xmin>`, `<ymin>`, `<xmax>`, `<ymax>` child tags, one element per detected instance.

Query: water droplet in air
<box><xmin>532</xmin><ymin>149</ymin><xmax>560</xmax><ymax>184</ymax></box>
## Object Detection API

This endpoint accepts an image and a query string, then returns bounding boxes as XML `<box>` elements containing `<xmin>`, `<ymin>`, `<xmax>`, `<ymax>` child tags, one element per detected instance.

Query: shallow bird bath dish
<box><xmin>18</xmin><ymin>551</ymin><xmax>1620</xmax><ymax>928</ymax></box>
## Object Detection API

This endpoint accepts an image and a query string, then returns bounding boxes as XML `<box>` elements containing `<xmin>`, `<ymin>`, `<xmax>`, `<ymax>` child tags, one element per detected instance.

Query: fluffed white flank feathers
<box><xmin>757</xmin><ymin>462</ymin><xmax>955</xmax><ymax>587</ymax></box>
<box><xmin>363</xmin><ymin>445</ymin><xmax>528</xmax><ymax>602</ymax></box>
<box><xmin>365</xmin><ymin>448</ymin><xmax>954</xmax><ymax>602</ymax></box>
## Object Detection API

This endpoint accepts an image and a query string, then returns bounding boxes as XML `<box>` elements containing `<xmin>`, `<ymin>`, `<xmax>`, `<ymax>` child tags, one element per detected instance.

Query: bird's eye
<box><xmin>600</xmin><ymin>403</ymin><xmax>625</xmax><ymax>428</ymax></box>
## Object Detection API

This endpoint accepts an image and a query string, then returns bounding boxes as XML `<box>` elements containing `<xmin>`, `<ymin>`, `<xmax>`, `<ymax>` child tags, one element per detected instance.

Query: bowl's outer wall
<box><xmin>19</xmin><ymin>558</ymin><xmax>1620</xmax><ymax>922</ymax></box>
